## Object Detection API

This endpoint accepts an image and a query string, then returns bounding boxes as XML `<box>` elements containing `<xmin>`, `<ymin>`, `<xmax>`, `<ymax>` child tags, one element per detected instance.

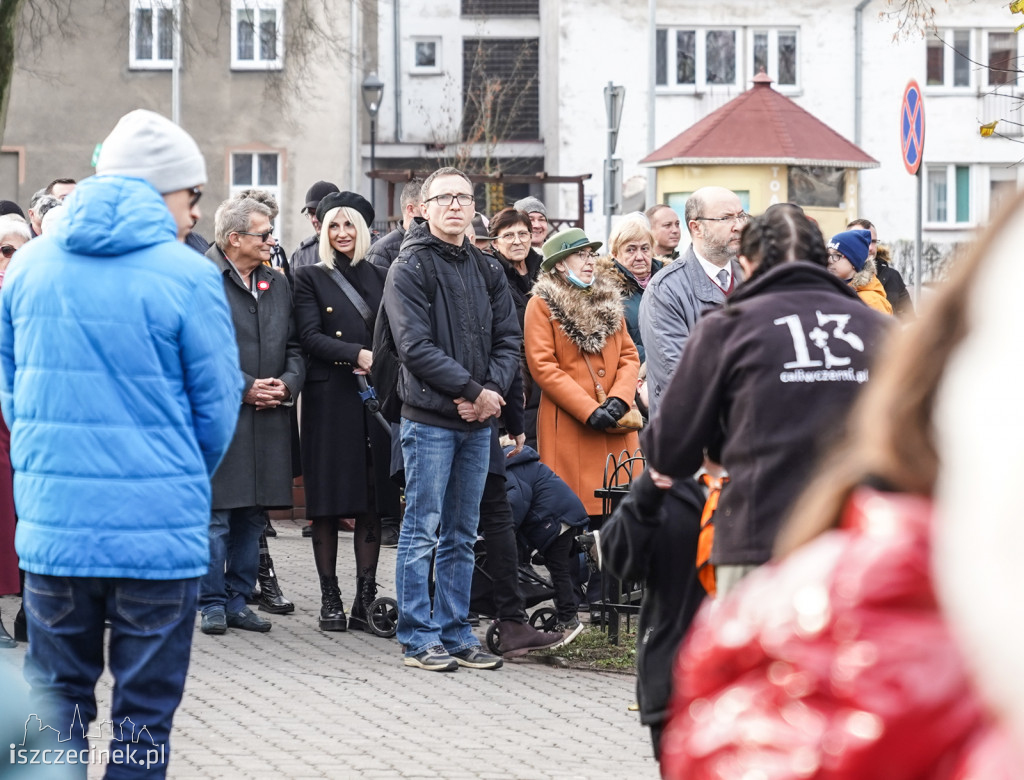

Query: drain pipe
<box><xmin>350</xmin><ymin>0</ymin><xmax>360</xmax><ymax>192</ymax></box>
<box><xmin>394</xmin><ymin>0</ymin><xmax>402</xmax><ymax>142</ymax></box>
<box><xmin>854</xmin><ymin>0</ymin><xmax>872</xmax><ymax>146</ymax></box>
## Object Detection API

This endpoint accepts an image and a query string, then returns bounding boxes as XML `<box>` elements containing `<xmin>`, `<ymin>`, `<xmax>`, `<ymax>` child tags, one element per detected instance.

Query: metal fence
<box><xmin>590</xmin><ymin>448</ymin><xmax>645</xmax><ymax>645</ymax></box>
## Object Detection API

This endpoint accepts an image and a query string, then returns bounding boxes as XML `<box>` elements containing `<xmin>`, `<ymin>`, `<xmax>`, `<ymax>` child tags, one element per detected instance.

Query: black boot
<box><xmin>0</xmin><ymin>611</ymin><xmax>15</xmax><ymax>649</ymax></box>
<box><xmin>318</xmin><ymin>575</ymin><xmax>347</xmax><ymax>632</ymax></box>
<box><xmin>348</xmin><ymin>577</ymin><xmax>378</xmax><ymax>633</ymax></box>
<box><xmin>13</xmin><ymin>606</ymin><xmax>26</xmax><ymax>643</ymax></box>
<box><xmin>257</xmin><ymin>538</ymin><xmax>294</xmax><ymax>615</ymax></box>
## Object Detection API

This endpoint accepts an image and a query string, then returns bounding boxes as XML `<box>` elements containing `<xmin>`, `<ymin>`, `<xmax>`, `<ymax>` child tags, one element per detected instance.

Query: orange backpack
<box><xmin>696</xmin><ymin>473</ymin><xmax>729</xmax><ymax>597</ymax></box>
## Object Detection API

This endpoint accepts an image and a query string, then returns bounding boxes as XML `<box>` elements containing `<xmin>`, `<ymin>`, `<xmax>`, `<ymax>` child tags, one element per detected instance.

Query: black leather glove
<box><xmin>602</xmin><ymin>397</ymin><xmax>629</xmax><ymax>420</ymax></box>
<box><xmin>587</xmin><ymin>406</ymin><xmax>618</xmax><ymax>430</ymax></box>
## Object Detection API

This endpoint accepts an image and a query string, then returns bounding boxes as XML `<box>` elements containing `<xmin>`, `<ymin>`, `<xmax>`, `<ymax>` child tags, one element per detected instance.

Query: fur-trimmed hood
<box><xmin>531</xmin><ymin>269</ymin><xmax>624</xmax><ymax>353</ymax></box>
<box><xmin>850</xmin><ymin>256</ymin><xmax>878</xmax><ymax>289</ymax></box>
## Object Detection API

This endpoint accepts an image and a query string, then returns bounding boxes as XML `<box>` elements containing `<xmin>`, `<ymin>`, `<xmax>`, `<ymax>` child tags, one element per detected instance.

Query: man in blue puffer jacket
<box><xmin>0</xmin><ymin>109</ymin><xmax>242</xmax><ymax>777</ymax></box>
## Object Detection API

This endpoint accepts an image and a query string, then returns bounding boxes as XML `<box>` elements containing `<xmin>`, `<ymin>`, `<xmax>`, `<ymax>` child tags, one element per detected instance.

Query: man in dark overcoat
<box><xmin>199</xmin><ymin>196</ymin><xmax>305</xmax><ymax>634</ymax></box>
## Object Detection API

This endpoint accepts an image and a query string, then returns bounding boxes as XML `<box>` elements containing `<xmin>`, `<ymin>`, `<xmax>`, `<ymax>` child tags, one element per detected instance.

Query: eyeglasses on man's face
<box><xmin>189</xmin><ymin>186</ymin><xmax>203</xmax><ymax>208</ymax></box>
<box><xmin>827</xmin><ymin>252</ymin><xmax>845</xmax><ymax>264</ymax></box>
<box><xmin>497</xmin><ymin>230</ymin><xmax>531</xmax><ymax>243</ymax></box>
<box><xmin>0</xmin><ymin>244</ymin><xmax>17</xmax><ymax>259</ymax></box>
<box><xmin>235</xmin><ymin>229</ymin><xmax>275</xmax><ymax>243</ymax></box>
<box><xmin>695</xmin><ymin>212</ymin><xmax>750</xmax><ymax>225</ymax></box>
<box><xmin>424</xmin><ymin>193</ymin><xmax>475</xmax><ymax>207</ymax></box>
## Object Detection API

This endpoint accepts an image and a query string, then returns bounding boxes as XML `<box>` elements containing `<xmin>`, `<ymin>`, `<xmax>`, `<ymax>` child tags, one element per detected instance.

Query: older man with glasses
<box><xmin>639</xmin><ymin>186</ymin><xmax>747</xmax><ymax>419</ymax></box>
<box><xmin>200</xmin><ymin>197</ymin><xmax>305</xmax><ymax>636</ymax></box>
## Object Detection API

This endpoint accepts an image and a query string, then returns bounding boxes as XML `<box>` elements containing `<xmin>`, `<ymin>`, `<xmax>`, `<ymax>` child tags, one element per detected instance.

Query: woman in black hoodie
<box><xmin>643</xmin><ymin>204</ymin><xmax>891</xmax><ymax>595</ymax></box>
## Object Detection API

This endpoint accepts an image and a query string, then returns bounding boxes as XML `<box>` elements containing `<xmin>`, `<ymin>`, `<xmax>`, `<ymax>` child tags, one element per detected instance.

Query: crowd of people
<box><xmin>9</xmin><ymin>104</ymin><xmax>1016</xmax><ymax>780</ymax></box>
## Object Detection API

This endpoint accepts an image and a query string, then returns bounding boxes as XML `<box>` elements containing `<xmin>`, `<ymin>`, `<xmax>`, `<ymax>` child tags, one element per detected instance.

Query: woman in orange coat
<box><xmin>525</xmin><ymin>227</ymin><xmax>641</xmax><ymax>520</ymax></box>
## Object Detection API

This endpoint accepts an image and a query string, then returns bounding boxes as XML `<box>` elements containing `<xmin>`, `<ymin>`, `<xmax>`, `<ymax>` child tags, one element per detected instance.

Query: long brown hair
<box><xmin>774</xmin><ymin>190</ymin><xmax>1023</xmax><ymax>555</ymax></box>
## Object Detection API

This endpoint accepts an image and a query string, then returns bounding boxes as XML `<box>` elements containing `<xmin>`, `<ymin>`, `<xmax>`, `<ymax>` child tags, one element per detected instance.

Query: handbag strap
<box><xmin>581</xmin><ymin>352</ymin><xmax>606</xmax><ymax>397</ymax></box>
<box><xmin>317</xmin><ymin>262</ymin><xmax>374</xmax><ymax>333</ymax></box>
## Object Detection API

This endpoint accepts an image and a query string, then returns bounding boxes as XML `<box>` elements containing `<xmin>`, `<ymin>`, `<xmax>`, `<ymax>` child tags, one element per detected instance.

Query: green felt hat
<box><xmin>540</xmin><ymin>227</ymin><xmax>603</xmax><ymax>272</ymax></box>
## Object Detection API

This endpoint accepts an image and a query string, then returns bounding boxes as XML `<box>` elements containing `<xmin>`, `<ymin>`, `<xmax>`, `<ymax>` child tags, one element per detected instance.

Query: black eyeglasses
<box><xmin>235</xmin><ymin>229</ymin><xmax>275</xmax><ymax>243</ymax></box>
<box><xmin>695</xmin><ymin>212</ymin><xmax>749</xmax><ymax>224</ymax></box>
<box><xmin>189</xmin><ymin>186</ymin><xmax>203</xmax><ymax>208</ymax></box>
<box><xmin>0</xmin><ymin>244</ymin><xmax>16</xmax><ymax>259</ymax></box>
<box><xmin>424</xmin><ymin>193</ymin><xmax>475</xmax><ymax>207</ymax></box>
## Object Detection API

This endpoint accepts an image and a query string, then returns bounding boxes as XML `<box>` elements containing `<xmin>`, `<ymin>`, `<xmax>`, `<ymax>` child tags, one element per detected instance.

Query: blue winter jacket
<box><xmin>0</xmin><ymin>175</ymin><xmax>242</xmax><ymax>579</ymax></box>
<box><xmin>504</xmin><ymin>445</ymin><xmax>589</xmax><ymax>554</ymax></box>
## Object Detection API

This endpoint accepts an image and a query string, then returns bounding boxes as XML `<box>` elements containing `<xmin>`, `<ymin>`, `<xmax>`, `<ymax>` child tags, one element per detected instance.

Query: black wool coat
<box><xmin>293</xmin><ymin>259</ymin><xmax>400</xmax><ymax>518</ymax></box>
<box><xmin>206</xmin><ymin>247</ymin><xmax>305</xmax><ymax>510</ymax></box>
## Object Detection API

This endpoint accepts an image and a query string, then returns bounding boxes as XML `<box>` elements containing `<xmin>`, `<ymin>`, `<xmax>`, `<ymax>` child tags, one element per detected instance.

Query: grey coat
<box><xmin>206</xmin><ymin>246</ymin><xmax>305</xmax><ymax>509</ymax></box>
<box><xmin>638</xmin><ymin>245</ymin><xmax>742</xmax><ymax>419</ymax></box>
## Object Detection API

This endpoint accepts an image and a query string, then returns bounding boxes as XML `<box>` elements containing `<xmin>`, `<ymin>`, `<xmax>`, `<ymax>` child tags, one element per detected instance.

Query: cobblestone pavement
<box><xmin>1</xmin><ymin>518</ymin><xmax>658</xmax><ymax>779</ymax></box>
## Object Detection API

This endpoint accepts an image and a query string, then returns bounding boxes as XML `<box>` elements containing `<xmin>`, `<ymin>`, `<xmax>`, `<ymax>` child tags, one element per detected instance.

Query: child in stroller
<box><xmin>500</xmin><ymin>443</ymin><xmax>590</xmax><ymax>648</ymax></box>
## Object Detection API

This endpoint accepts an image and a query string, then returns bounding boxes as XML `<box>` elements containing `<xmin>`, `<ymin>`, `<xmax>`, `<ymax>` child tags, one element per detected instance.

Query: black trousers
<box><xmin>543</xmin><ymin>529</ymin><xmax>577</xmax><ymax>622</ymax></box>
<box><xmin>477</xmin><ymin>473</ymin><xmax>525</xmax><ymax>622</ymax></box>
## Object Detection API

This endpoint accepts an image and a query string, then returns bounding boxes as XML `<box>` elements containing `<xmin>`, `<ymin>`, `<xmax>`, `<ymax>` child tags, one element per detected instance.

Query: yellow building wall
<box><xmin>656</xmin><ymin>165</ymin><xmax>861</xmax><ymax>240</ymax></box>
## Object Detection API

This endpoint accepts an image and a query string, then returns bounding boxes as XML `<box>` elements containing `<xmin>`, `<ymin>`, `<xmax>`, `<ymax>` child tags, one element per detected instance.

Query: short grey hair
<box><xmin>214</xmin><ymin>197</ymin><xmax>272</xmax><ymax>250</ymax></box>
<box><xmin>421</xmin><ymin>167</ymin><xmax>472</xmax><ymax>201</ymax></box>
<box><xmin>28</xmin><ymin>188</ymin><xmax>47</xmax><ymax>210</ymax></box>
<box><xmin>400</xmin><ymin>179</ymin><xmax>423</xmax><ymax>210</ymax></box>
<box><xmin>683</xmin><ymin>192</ymin><xmax>706</xmax><ymax>236</ymax></box>
<box><xmin>0</xmin><ymin>214</ymin><xmax>31</xmax><ymax>243</ymax></box>
<box><xmin>234</xmin><ymin>188</ymin><xmax>279</xmax><ymax>220</ymax></box>
<box><xmin>31</xmin><ymin>194</ymin><xmax>61</xmax><ymax>221</ymax></box>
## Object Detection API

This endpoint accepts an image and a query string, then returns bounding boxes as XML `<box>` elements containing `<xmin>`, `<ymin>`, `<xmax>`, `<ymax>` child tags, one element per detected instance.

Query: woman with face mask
<box><xmin>524</xmin><ymin>228</ymin><xmax>641</xmax><ymax>619</ymax></box>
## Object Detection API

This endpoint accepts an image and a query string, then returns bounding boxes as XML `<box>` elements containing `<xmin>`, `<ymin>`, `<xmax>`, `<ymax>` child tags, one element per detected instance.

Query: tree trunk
<box><xmin>0</xmin><ymin>0</ymin><xmax>25</xmax><ymax>144</ymax></box>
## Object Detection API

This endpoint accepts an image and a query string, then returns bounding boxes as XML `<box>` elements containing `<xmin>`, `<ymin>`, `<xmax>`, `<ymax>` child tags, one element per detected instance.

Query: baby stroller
<box><xmin>469</xmin><ymin>537</ymin><xmax>559</xmax><ymax>655</ymax></box>
<box><xmin>362</xmin><ymin>537</ymin><xmax>556</xmax><ymax>649</ymax></box>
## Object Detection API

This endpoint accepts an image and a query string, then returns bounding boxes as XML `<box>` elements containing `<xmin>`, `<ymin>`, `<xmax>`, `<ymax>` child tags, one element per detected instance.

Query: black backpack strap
<box><xmin>316</xmin><ymin>262</ymin><xmax>374</xmax><ymax>333</ymax></box>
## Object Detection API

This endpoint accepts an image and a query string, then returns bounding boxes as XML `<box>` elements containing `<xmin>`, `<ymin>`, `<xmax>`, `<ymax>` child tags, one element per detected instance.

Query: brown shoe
<box><xmin>495</xmin><ymin>620</ymin><xmax>562</xmax><ymax>658</ymax></box>
<box><xmin>339</xmin><ymin>517</ymin><xmax>356</xmax><ymax>533</ymax></box>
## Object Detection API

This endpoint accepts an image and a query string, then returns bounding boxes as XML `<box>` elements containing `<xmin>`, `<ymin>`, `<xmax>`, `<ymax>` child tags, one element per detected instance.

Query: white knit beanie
<box><xmin>95</xmin><ymin>109</ymin><xmax>207</xmax><ymax>194</ymax></box>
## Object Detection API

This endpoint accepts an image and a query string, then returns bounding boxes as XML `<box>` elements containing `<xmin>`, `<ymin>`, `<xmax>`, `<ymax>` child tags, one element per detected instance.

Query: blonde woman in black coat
<box><xmin>293</xmin><ymin>192</ymin><xmax>399</xmax><ymax>632</ymax></box>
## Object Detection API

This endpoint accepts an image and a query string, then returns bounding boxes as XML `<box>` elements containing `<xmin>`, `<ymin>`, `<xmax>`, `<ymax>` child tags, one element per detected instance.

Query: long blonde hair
<box><xmin>318</xmin><ymin>206</ymin><xmax>371</xmax><ymax>267</ymax></box>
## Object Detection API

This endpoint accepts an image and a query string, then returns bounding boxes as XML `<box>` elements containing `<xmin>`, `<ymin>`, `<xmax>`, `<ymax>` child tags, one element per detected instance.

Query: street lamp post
<box><xmin>361</xmin><ymin>73</ymin><xmax>385</xmax><ymax>219</ymax></box>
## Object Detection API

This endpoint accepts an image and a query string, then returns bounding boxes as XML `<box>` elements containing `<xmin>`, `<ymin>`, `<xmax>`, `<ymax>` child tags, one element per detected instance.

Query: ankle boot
<box><xmin>318</xmin><ymin>575</ymin><xmax>347</xmax><ymax>631</ymax></box>
<box><xmin>0</xmin><ymin>611</ymin><xmax>15</xmax><ymax>649</ymax></box>
<box><xmin>257</xmin><ymin>547</ymin><xmax>294</xmax><ymax>615</ymax></box>
<box><xmin>13</xmin><ymin>606</ymin><xmax>26</xmax><ymax>643</ymax></box>
<box><xmin>348</xmin><ymin>577</ymin><xmax>378</xmax><ymax>633</ymax></box>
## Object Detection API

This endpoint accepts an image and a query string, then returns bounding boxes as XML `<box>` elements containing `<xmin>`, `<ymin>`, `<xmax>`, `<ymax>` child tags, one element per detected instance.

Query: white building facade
<box><xmin>371</xmin><ymin>0</ymin><xmax>1021</xmax><ymax>275</ymax></box>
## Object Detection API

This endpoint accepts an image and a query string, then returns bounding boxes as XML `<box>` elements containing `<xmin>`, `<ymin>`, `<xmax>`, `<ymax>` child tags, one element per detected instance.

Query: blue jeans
<box><xmin>396</xmin><ymin>420</ymin><xmax>489</xmax><ymax>656</ymax></box>
<box><xmin>199</xmin><ymin>506</ymin><xmax>265</xmax><ymax>615</ymax></box>
<box><xmin>22</xmin><ymin>573</ymin><xmax>198</xmax><ymax>779</ymax></box>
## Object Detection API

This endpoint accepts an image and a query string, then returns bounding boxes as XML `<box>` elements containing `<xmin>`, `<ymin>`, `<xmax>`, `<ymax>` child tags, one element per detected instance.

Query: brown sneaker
<box><xmin>495</xmin><ymin>620</ymin><xmax>563</xmax><ymax>658</ymax></box>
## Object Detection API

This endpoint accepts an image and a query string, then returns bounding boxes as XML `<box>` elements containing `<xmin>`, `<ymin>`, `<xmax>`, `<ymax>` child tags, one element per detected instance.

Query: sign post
<box><xmin>900</xmin><ymin>80</ymin><xmax>925</xmax><ymax>304</ymax></box>
<box><xmin>604</xmin><ymin>82</ymin><xmax>625</xmax><ymax>240</ymax></box>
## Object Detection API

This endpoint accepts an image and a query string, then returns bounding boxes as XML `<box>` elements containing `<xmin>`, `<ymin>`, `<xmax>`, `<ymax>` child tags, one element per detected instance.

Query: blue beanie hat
<box><xmin>828</xmin><ymin>229</ymin><xmax>871</xmax><ymax>272</ymax></box>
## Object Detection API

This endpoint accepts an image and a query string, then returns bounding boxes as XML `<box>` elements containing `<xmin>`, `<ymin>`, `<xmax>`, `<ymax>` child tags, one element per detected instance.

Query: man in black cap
<box><xmin>291</xmin><ymin>180</ymin><xmax>340</xmax><ymax>271</ymax></box>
